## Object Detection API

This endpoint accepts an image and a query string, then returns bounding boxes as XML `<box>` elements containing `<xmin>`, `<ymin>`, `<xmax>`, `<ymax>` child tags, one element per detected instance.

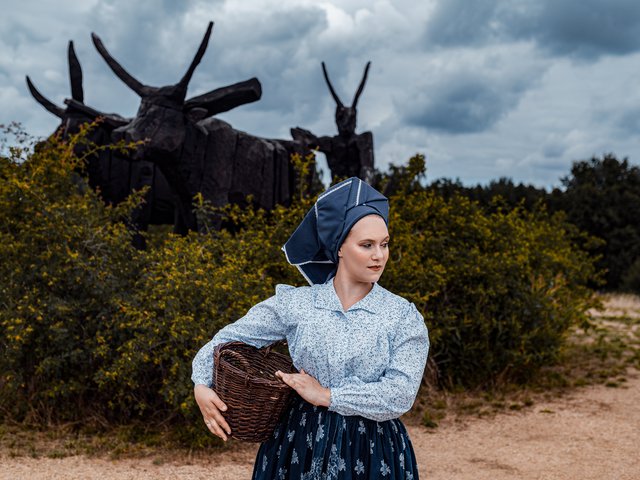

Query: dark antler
<box><xmin>91</xmin><ymin>32</ymin><xmax>149</xmax><ymax>96</ymax></box>
<box><xmin>185</xmin><ymin>77</ymin><xmax>262</xmax><ymax>117</ymax></box>
<box><xmin>352</xmin><ymin>61</ymin><xmax>371</xmax><ymax>108</ymax></box>
<box><xmin>177</xmin><ymin>21</ymin><xmax>214</xmax><ymax>93</ymax></box>
<box><xmin>68</xmin><ymin>41</ymin><xmax>84</xmax><ymax>103</ymax></box>
<box><xmin>63</xmin><ymin>99</ymin><xmax>128</xmax><ymax>128</ymax></box>
<box><xmin>25</xmin><ymin>76</ymin><xmax>65</xmax><ymax>118</ymax></box>
<box><xmin>321</xmin><ymin>61</ymin><xmax>344</xmax><ymax>108</ymax></box>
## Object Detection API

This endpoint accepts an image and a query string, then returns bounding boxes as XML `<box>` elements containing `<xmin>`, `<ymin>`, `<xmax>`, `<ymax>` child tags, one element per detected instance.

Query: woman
<box><xmin>192</xmin><ymin>177</ymin><xmax>430</xmax><ymax>479</ymax></box>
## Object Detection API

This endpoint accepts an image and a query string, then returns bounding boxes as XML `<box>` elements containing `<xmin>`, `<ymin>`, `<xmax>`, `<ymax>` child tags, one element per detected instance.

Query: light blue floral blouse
<box><xmin>191</xmin><ymin>278</ymin><xmax>430</xmax><ymax>422</ymax></box>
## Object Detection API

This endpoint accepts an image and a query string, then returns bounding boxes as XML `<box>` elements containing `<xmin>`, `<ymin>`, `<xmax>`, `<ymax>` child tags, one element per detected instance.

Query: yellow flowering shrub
<box><xmin>0</xmin><ymin>124</ymin><xmax>145</xmax><ymax>421</ymax></box>
<box><xmin>381</xmin><ymin>156</ymin><xmax>601</xmax><ymax>386</ymax></box>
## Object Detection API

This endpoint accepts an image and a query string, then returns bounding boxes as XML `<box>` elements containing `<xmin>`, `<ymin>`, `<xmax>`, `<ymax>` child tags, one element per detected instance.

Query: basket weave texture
<box><xmin>213</xmin><ymin>341</ymin><xmax>297</xmax><ymax>442</ymax></box>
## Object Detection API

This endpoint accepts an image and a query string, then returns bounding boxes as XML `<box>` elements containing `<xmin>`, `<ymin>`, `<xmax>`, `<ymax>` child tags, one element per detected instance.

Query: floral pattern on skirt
<box><xmin>251</xmin><ymin>397</ymin><xmax>419</xmax><ymax>479</ymax></box>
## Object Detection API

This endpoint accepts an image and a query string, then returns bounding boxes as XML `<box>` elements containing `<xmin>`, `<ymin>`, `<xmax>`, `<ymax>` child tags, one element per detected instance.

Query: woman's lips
<box><xmin>368</xmin><ymin>266</ymin><xmax>382</xmax><ymax>271</ymax></box>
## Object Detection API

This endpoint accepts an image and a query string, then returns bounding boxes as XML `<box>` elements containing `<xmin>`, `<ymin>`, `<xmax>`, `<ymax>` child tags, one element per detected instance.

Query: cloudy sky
<box><xmin>2</xmin><ymin>0</ymin><xmax>640</xmax><ymax>188</ymax></box>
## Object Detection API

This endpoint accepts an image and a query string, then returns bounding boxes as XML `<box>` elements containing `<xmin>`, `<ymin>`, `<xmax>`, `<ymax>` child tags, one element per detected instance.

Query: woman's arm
<box><xmin>191</xmin><ymin>284</ymin><xmax>296</xmax><ymax>439</ymax></box>
<box><xmin>191</xmin><ymin>284</ymin><xmax>295</xmax><ymax>387</ymax></box>
<box><xmin>328</xmin><ymin>302</ymin><xmax>429</xmax><ymax>422</ymax></box>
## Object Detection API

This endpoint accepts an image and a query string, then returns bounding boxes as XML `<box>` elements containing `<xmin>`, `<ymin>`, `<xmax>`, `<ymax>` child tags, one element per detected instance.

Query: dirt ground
<box><xmin>1</xmin><ymin>371</ymin><xmax>638</xmax><ymax>480</ymax></box>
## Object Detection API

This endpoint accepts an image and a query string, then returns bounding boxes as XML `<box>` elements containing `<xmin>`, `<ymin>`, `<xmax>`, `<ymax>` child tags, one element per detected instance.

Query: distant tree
<box><xmin>371</xmin><ymin>154</ymin><xmax>427</xmax><ymax>196</ymax></box>
<box><xmin>478</xmin><ymin>178</ymin><xmax>549</xmax><ymax>211</ymax></box>
<box><xmin>427</xmin><ymin>177</ymin><xmax>466</xmax><ymax>199</ymax></box>
<box><xmin>376</xmin><ymin>152</ymin><xmax>640</xmax><ymax>292</ymax></box>
<box><xmin>428</xmin><ymin>177</ymin><xmax>550</xmax><ymax>213</ymax></box>
<box><xmin>553</xmin><ymin>154</ymin><xmax>640</xmax><ymax>291</ymax></box>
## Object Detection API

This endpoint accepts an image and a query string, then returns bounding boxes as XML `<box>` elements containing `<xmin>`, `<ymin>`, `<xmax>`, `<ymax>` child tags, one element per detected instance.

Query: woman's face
<box><xmin>337</xmin><ymin>214</ymin><xmax>389</xmax><ymax>283</ymax></box>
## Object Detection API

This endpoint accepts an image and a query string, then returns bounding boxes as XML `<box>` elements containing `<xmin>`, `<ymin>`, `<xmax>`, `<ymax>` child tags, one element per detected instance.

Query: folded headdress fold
<box><xmin>282</xmin><ymin>177</ymin><xmax>389</xmax><ymax>285</ymax></box>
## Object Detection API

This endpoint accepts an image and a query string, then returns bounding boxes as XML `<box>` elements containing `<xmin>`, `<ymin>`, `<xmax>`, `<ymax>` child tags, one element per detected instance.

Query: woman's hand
<box><xmin>275</xmin><ymin>369</ymin><xmax>331</xmax><ymax>407</ymax></box>
<box><xmin>194</xmin><ymin>384</ymin><xmax>232</xmax><ymax>441</ymax></box>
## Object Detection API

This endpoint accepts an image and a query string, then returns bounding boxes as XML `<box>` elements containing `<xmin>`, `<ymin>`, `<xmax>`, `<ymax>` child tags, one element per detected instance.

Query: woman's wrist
<box><xmin>321</xmin><ymin>387</ymin><xmax>331</xmax><ymax>408</ymax></box>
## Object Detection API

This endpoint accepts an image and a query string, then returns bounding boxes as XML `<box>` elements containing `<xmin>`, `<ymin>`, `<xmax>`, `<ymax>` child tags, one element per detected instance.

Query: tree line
<box><xmin>395</xmin><ymin>154</ymin><xmax>640</xmax><ymax>294</ymax></box>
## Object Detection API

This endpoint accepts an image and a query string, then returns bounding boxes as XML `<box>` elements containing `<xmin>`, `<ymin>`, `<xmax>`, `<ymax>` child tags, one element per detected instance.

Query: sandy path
<box><xmin>2</xmin><ymin>372</ymin><xmax>638</xmax><ymax>479</ymax></box>
<box><xmin>416</xmin><ymin>372</ymin><xmax>640</xmax><ymax>479</ymax></box>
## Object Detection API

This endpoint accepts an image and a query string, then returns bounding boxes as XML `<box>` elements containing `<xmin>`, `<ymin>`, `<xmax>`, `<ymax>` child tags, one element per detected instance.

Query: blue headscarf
<box><xmin>282</xmin><ymin>177</ymin><xmax>389</xmax><ymax>285</ymax></box>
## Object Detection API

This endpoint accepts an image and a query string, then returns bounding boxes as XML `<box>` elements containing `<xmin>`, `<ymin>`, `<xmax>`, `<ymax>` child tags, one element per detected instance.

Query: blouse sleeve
<box><xmin>191</xmin><ymin>284</ymin><xmax>295</xmax><ymax>387</ymax></box>
<box><xmin>328</xmin><ymin>302</ymin><xmax>429</xmax><ymax>422</ymax></box>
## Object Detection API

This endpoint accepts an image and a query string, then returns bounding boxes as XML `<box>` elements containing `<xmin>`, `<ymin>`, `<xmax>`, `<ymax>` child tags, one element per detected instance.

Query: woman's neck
<box><xmin>332</xmin><ymin>273</ymin><xmax>374</xmax><ymax>312</ymax></box>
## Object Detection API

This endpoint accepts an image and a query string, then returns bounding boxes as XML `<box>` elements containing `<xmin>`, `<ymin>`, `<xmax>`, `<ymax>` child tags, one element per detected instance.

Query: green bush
<box><xmin>380</xmin><ymin>156</ymin><xmax>601</xmax><ymax>386</ymax></box>
<box><xmin>0</xmin><ymin>128</ymin><xmax>600</xmax><ymax>444</ymax></box>
<box><xmin>0</xmin><ymin>125</ymin><xmax>144</xmax><ymax>422</ymax></box>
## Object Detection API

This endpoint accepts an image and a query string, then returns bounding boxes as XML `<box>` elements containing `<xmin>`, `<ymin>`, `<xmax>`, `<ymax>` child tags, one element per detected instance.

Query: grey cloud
<box><xmin>205</xmin><ymin>6</ymin><xmax>329</xmax><ymax>114</ymax></box>
<box><xmin>6</xmin><ymin>0</ymin><xmax>385</xmax><ymax>141</ymax></box>
<box><xmin>425</xmin><ymin>0</ymin><xmax>640</xmax><ymax>60</ymax></box>
<box><xmin>1</xmin><ymin>21</ymin><xmax>49</xmax><ymax>50</ymax></box>
<box><xmin>8</xmin><ymin>1</ymin><xmax>334</xmax><ymax>142</ymax></box>
<box><xmin>206</xmin><ymin>6</ymin><xmax>327</xmax><ymax>73</ymax></box>
<box><xmin>7</xmin><ymin>0</ymin><xmax>640</xmax><ymax>190</ymax></box>
<box><xmin>542</xmin><ymin>141</ymin><xmax>567</xmax><ymax>159</ymax></box>
<box><xmin>200</xmin><ymin>1</ymin><xmax>416</xmax><ymax>123</ymax></box>
<box><xmin>406</xmin><ymin>80</ymin><xmax>504</xmax><ymax>133</ymax></box>
<box><xmin>88</xmin><ymin>4</ymin><xmax>200</xmax><ymax>88</ymax></box>
<box><xmin>423</xmin><ymin>0</ymin><xmax>504</xmax><ymax>47</ymax></box>
<box><xmin>612</xmin><ymin>107</ymin><xmax>640</xmax><ymax>137</ymax></box>
<box><xmin>517</xmin><ymin>0</ymin><xmax>640</xmax><ymax>60</ymax></box>
<box><xmin>402</xmin><ymin>67</ymin><xmax>536</xmax><ymax>134</ymax></box>
<box><xmin>13</xmin><ymin>4</ymin><xmax>200</xmax><ymax>121</ymax></box>
<box><xmin>591</xmin><ymin>99</ymin><xmax>640</xmax><ymax>140</ymax></box>
<box><xmin>541</xmin><ymin>133</ymin><xmax>570</xmax><ymax>159</ymax></box>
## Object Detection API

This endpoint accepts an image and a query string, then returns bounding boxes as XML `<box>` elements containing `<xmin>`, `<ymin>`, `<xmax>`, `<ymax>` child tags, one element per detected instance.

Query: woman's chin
<box><xmin>365</xmin><ymin>269</ymin><xmax>384</xmax><ymax>280</ymax></box>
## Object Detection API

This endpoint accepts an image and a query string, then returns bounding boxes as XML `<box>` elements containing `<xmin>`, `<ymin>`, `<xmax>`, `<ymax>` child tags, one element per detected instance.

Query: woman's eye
<box><xmin>362</xmin><ymin>244</ymin><xmax>372</xmax><ymax>248</ymax></box>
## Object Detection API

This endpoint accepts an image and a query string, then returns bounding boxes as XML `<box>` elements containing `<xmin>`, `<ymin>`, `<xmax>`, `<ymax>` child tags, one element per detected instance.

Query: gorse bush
<box><xmin>0</xmin><ymin>125</ymin><xmax>144</xmax><ymax>422</ymax></box>
<box><xmin>0</xmin><ymin>128</ymin><xmax>599</xmax><ymax>444</ymax></box>
<box><xmin>380</xmin><ymin>156</ymin><xmax>601</xmax><ymax>385</ymax></box>
<box><xmin>97</xmin><ymin>201</ymin><xmax>312</xmax><ymax>442</ymax></box>
<box><xmin>420</xmin><ymin>154</ymin><xmax>640</xmax><ymax>293</ymax></box>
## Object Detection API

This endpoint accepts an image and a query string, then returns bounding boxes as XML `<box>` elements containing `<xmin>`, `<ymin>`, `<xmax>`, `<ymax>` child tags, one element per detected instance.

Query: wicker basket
<box><xmin>213</xmin><ymin>341</ymin><xmax>297</xmax><ymax>442</ymax></box>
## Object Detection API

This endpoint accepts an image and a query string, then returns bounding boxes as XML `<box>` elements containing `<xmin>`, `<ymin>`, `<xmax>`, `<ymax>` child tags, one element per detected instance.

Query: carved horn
<box><xmin>25</xmin><ymin>76</ymin><xmax>65</xmax><ymax>118</ymax></box>
<box><xmin>64</xmin><ymin>98</ymin><xmax>129</xmax><ymax>128</ymax></box>
<box><xmin>321</xmin><ymin>62</ymin><xmax>344</xmax><ymax>108</ymax></box>
<box><xmin>68</xmin><ymin>41</ymin><xmax>84</xmax><ymax>103</ymax></box>
<box><xmin>91</xmin><ymin>32</ymin><xmax>148</xmax><ymax>96</ymax></box>
<box><xmin>185</xmin><ymin>77</ymin><xmax>262</xmax><ymax>117</ymax></box>
<box><xmin>352</xmin><ymin>61</ymin><xmax>371</xmax><ymax>108</ymax></box>
<box><xmin>177</xmin><ymin>22</ymin><xmax>214</xmax><ymax>92</ymax></box>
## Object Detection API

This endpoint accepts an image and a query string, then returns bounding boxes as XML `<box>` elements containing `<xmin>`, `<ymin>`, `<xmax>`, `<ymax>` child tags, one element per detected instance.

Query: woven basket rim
<box><xmin>214</xmin><ymin>341</ymin><xmax>294</xmax><ymax>389</ymax></box>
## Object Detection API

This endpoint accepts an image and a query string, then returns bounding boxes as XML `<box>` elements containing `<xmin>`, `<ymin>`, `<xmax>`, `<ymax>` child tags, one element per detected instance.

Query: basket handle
<box><xmin>219</xmin><ymin>349</ymin><xmax>252</xmax><ymax>372</ymax></box>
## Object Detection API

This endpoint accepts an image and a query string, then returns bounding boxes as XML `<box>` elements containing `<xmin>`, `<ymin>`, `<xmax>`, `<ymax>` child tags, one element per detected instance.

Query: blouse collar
<box><xmin>314</xmin><ymin>278</ymin><xmax>383</xmax><ymax>314</ymax></box>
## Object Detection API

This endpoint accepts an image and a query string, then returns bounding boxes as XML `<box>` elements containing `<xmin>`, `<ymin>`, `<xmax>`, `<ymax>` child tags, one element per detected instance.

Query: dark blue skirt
<box><xmin>251</xmin><ymin>396</ymin><xmax>419</xmax><ymax>479</ymax></box>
